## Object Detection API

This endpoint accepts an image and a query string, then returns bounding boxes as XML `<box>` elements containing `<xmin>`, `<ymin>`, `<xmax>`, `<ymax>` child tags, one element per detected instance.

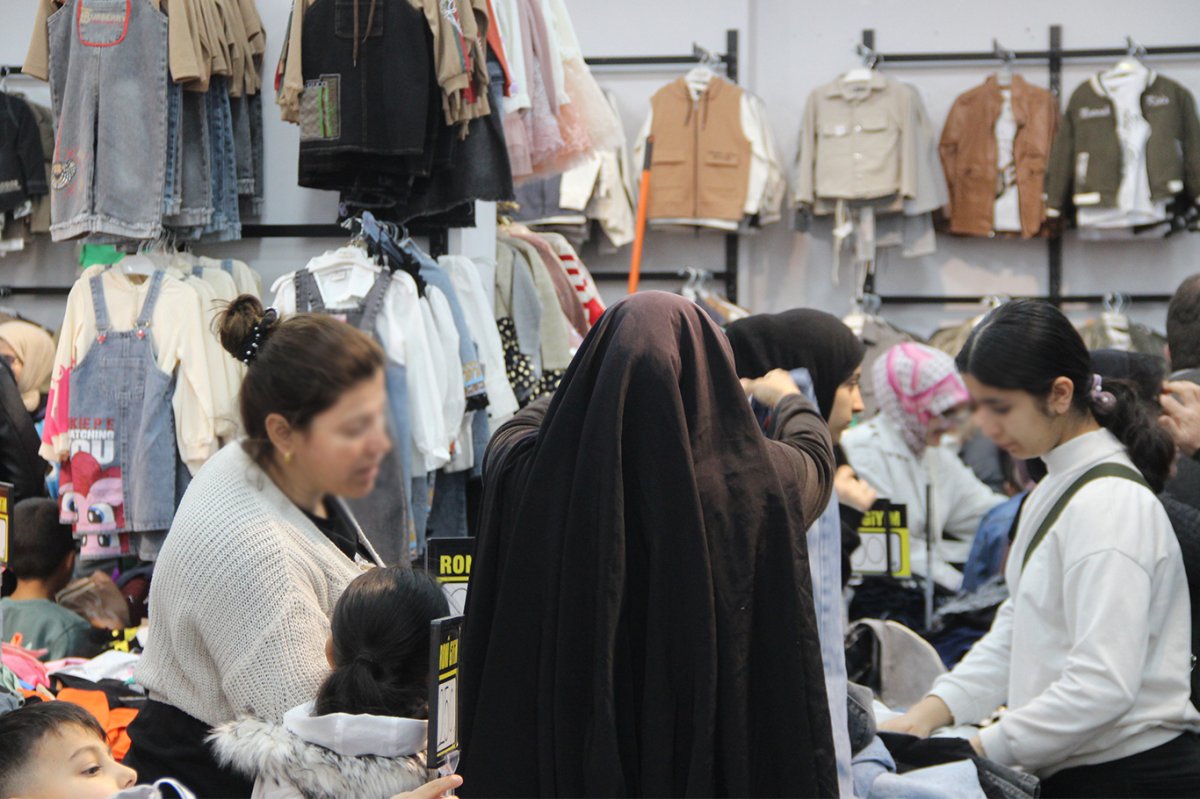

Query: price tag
<box><xmin>427</xmin><ymin>615</ymin><xmax>465</xmax><ymax>780</ymax></box>
<box><xmin>850</xmin><ymin>501</ymin><xmax>911</xmax><ymax>578</ymax></box>
<box><xmin>426</xmin><ymin>537</ymin><xmax>474</xmax><ymax>616</ymax></box>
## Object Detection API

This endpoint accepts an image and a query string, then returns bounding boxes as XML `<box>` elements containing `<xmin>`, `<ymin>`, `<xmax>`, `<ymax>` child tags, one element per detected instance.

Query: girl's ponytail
<box><xmin>1088</xmin><ymin>352</ymin><xmax>1177</xmax><ymax>494</ymax></box>
<box><xmin>315</xmin><ymin>568</ymin><xmax>449</xmax><ymax>719</ymax></box>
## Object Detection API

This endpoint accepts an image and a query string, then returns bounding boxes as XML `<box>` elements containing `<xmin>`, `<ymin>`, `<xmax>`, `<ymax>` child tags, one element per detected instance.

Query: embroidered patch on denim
<box><xmin>300</xmin><ymin>74</ymin><xmax>342</xmax><ymax>142</ymax></box>
<box><xmin>52</xmin><ymin>159</ymin><xmax>78</xmax><ymax>190</ymax></box>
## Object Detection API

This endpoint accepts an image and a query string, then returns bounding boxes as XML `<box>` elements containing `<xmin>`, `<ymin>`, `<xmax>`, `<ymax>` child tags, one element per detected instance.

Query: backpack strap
<box><xmin>1021</xmin><ymin>463</ymin><xmax>1150</xmax><ymax>573</ymax></box>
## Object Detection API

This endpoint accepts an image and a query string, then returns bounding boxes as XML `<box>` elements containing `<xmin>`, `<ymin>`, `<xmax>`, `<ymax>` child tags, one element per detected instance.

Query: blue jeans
<box><xmin>200</xmin><ymin>77</ymin><xmax>240</xmax><ymax>241</ymax></box>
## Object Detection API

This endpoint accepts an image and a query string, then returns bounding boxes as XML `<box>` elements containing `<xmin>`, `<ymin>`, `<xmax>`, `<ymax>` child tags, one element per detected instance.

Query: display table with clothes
<box><xmin>850</xmin><ymin>693</ymin><xmax>1040</xmax><ymax>799</ymax></box>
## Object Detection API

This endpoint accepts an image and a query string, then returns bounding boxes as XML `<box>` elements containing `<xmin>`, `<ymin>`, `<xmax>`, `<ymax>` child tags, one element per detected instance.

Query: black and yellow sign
<box><xmin>427</xmin><ymin>537</ymin><xmax>474</xmax><ymax>616</ymax></box>
<box><xmin>850</xmin><ymin>501</ymin><xmax>911</xmax><ymax>578</ymax></box>
<box><xmin>0</xmin><ymin>482</ymin><xmax>10</xmax><ymax>566</ymax></box>
<box><xmin>428</xmin><ymin>614</ymin><xmax>465</xmax><ymax>779</ymax></box>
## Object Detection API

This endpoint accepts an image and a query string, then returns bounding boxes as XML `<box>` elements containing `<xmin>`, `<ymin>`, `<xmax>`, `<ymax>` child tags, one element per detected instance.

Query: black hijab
<box><xmin>726</xmin><ymin>309</ymin><xmax>865</xmax><ymax>421</ymax></box>
<box><xmin>459</xmin><ymin>292</ymin><xmax>837</xmax><ymax>798</ymax></box>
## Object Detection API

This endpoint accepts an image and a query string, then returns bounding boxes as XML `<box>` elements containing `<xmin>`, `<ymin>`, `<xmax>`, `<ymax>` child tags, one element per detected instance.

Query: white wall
<box><xmin>3</xmin><ymin>0</ymin><xmax>1200</xmax><ymax>337</ymax></box>
<box><xmin>747</xmin><ymin>0</ymin><xmax>1200</xmax><ymax>336</ymax></box>
<box><xmin>565</xmin><ymin>0</ymin><xmax>1200</xmax><ymax>336</ymax></box>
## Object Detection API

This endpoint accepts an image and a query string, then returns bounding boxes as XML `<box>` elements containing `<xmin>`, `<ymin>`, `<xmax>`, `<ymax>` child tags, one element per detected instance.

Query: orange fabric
<box><xmin>56</xmin><ymin>688</ymin><xmax>139</xmax><ymax>762</ymax></box>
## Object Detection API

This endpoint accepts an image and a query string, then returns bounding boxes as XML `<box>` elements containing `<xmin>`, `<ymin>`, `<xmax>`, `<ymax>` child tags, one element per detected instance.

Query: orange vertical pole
<box><xmin>628</xmin><ymin>137</ymin><xmax>654</xmax><ymax>294</ymax></box>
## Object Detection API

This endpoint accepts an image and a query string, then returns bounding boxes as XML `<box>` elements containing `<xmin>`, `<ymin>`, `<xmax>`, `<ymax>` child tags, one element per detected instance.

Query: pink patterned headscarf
<box><xmin>873</xmin><ymin>342</ymin><xmax>970</xmax><ymax>456</ymax></box>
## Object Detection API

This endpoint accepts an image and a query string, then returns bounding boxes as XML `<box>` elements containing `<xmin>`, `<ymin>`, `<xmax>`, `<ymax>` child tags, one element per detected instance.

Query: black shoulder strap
<box><xmin>1021</xmin><ymin>463</ymin><xmax>1150</xmax><ymax>572</ymax></box>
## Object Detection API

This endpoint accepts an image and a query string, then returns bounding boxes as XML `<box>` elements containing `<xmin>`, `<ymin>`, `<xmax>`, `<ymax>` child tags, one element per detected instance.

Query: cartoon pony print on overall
<box><xmin>59</xmin><ymin>451</ymin><xmax>129</xmax><ymax>558</ymax></box>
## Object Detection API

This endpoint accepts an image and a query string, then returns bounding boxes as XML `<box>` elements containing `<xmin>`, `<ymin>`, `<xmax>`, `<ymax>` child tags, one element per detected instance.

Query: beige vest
<box><xmin>648</xmin><ymin>77</ymin><xmax>752</xmax><ymax>223</ymax></box>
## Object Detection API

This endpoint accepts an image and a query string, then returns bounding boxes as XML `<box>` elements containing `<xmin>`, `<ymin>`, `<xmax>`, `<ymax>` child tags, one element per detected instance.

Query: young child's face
<box><xmin>11</xmin><ymin>724</ymin><xmax>136</xmax><ymax>799</ymax></box>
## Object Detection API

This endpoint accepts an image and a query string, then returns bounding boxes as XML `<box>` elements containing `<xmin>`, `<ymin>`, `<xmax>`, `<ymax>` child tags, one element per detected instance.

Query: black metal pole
<box><xmin>726</xmin><ymin>28</ymin><xmax>740</xmax><ymax>303</ymax></box>
<box><xmin>1048</xmin><ymin>25</ymin><xmax>1065</xmax><ymax>307</ymax></box>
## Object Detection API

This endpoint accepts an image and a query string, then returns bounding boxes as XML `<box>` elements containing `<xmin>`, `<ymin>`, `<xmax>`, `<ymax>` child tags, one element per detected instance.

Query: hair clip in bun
<box><xmin>1090</xmin><ymin>374</ymin><xmax>1118</xmax><ymax>414</ymax></box>
<box><xmin>240</xmin><ymin>308</ymin><xmax>279</xmax><ymax>366</ymax></box>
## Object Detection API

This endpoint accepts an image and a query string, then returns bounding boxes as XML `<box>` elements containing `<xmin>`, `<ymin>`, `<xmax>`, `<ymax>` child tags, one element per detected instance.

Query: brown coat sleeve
<box><xmin>767</xmin><ymin>394</ymin><xmax>835</xmax><ymax>528</ymax></box>
<box><xmin>938</xmin><ymin>94</ymin><xmax>968</xmax><ymax>219</ymax></box>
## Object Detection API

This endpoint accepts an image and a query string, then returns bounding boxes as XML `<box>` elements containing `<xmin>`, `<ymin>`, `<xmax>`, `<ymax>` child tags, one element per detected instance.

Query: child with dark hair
<box><xmin>210</xmin><ymin>567</ymin><xmax>453</xmax><ymax>799</ymax></box>
<box><xmin>884</xmin><ymin>300</ymin><xmax>1200</xmax><ymax>797</ymax></box>
<box><xmin>0</xmin><ymin>701</ymin><xmax>136</xmax><ymax>799</ymax></box>
<box><xmin>1</xmin><ymin>499</ymin><xmax>96</xmax><ymax>661</ymax></box>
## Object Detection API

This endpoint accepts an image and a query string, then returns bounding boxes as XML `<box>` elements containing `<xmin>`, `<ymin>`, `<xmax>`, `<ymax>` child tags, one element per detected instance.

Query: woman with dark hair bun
<box><xmin>883</xmin><ymin>300</ymin><xmax>1200</xmax><ymax>797</ymax></box>
<box><xmin>126</xmin><ymin>295</ymin><xmax>393</xmax><ymax>797</ymax></box>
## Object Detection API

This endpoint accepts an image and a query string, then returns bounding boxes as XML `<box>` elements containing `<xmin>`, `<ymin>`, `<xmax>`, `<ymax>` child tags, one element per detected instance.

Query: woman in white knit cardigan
<box><xmin>125</xmin><ymin>297</ymin><xmax>395</xmax><ymax>798</ymax></box>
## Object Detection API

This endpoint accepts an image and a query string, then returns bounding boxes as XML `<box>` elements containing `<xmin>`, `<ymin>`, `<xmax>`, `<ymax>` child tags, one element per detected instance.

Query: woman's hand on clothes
<box><xmin>1161</xmin><ymin>381</ymin><xmax>1200</xmax><ymax>457</ymax></box>
<box><xmin>970</xmin><ymin>736</ymin><xmax>986</xmax><ymax>757</ymax></box>
<box><xmin>835</xmin><ymin>465</ymin><xmax>877</xmax><ymax>512</ymax></box>
<box><xmin>744</xmin><ymin>369</ymin><xmax>802</xmax><ymax>407</ymax></box>
<box><xmin>878</xmin><ymin>695</ymin><xmax>954</xmax><ymax>739</ymax></box>
<box><xmin>391</xmin><ymin>774</ymin><xmax>463</xmax><ymax>799</ymax></box>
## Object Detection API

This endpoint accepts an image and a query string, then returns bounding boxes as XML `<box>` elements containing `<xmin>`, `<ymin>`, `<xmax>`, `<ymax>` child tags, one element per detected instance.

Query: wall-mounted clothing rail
<box><xmin>862</xmin><ymin>45</ymin><xmax>1200</xmax><ymax>64</ymax></box>
<box><xmin>858</xmin><ymin>26</ymin><xmax>1200</xmax><ymax>309</ymax></box>
<box><xmin>240</xmin><ymin>223</ymin><xmax>451</xmax><ymax>257</ymax></box>
<box><xmin>0</xmin><ymin>286</ymin><xmax>73</xmax><ymax>298</ymax></box>
<box><xmin>582</xmin><ymin>29</ymin><xmax>742</xmax><ymax>302</ymax></box>
<box><xmin>877</xmin><ymin>293</ymin><xmax>1174</xmax><ymax>306</ymax></box>
<box><xmin>240</xmin><ymin>203</ymin><xmax>475</xmax><ymax>256</ymax></box>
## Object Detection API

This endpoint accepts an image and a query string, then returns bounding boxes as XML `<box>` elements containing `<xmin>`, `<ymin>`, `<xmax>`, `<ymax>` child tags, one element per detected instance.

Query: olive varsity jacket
<box><xmin>1044</xmin><ymin>71</ymin><xmax>1200</xmax><ymax>218</ymax></box>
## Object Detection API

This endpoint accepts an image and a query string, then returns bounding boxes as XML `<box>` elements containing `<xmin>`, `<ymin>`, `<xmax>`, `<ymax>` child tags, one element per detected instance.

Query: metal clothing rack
<box><xmin>857</xmin><ymin>26</ymin><xmax>1200</xmax><ymax>308</ymax></box>
<box><xmin>0</xmin><ymin>285</ymin><xmax>73</xmax><ymax>297</ymax></box>
<box><xmin>241</xmin><ymin>203</ymin><xmax>476</xmax><ymax>258</ymax></box>
<box><xmin>583</xmin><ymin>29</ymin><xmax>742</xmax><ymax>302</ymax></box>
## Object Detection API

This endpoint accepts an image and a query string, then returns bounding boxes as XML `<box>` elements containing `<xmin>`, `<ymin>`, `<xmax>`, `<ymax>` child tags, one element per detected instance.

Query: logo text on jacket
<box><xmin>1079</xmin><ymin>106</ymin><xmax>1112</xmax><ymax>120</ymax></box>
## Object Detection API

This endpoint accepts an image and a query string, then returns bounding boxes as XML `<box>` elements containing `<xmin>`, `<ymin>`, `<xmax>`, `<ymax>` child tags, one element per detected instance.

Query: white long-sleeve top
<box><xmin>420</xmin><ymin>288</ymin><xmax>464</xmax><ymax>472</ymax></box>
<box><xmin>494</xmin><ymin>0</ymin><xmax>530</xmax><ymax>113</ymax></box>
<box><xmin>271</xmin><ymin>257</ymin><xmax>450</xmax><ymax>473</ymax></box>
<box><xmin>438</xmin><ymin>255</ymin><xmax>520</xmax><ymax>430</ymax></box>
<box><xmin>841</xmin><ymin>414</ymin><xmax>1004</xmax><ymax>590</ymax></box>
<box><xmin>930</xmin><ymin>428</ymin><xmax>1200</xmax><ymax>777</ymax></box>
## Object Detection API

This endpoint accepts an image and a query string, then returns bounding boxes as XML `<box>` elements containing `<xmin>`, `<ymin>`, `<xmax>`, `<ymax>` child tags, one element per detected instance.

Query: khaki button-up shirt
<box><xmin>795</xmin><ymin>72</ymin><xmax>918</xmax><ymax>206</ymax></box>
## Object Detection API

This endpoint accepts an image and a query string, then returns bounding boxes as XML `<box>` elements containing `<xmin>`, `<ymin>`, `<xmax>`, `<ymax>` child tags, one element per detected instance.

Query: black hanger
<box><xmin>361</xmin><ymin>212</ymin><xmax>427</xmax><ymax>296</ymax></box>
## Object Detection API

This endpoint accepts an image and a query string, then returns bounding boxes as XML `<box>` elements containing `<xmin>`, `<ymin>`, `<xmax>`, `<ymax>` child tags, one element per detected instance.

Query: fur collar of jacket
<box><xmin>209</xmin><ymin>704</ymin><xmax>428</xmax><ymax>799</ymax></box>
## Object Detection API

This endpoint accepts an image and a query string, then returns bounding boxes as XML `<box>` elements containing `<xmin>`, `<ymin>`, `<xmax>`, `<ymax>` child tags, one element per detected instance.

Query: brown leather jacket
<box><xmin>939</xmin><ymin>75</ymin><xmax>1059</xmax><ymax>237</ymax></box>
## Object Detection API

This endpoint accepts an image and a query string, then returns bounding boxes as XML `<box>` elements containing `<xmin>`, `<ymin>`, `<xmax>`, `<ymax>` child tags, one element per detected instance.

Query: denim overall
<box><xmin>60</xmin><ymin>270</ymin><xmax>177</xmax><ymax>561</ymax></box>
<box><xmin>293</xmin><ymin>268</ymin><xmax>413</xmax><ymax>564</ymax></box>
<box><xmin>45</xmin><ymin>0</ymin><xmax>169</xmax><ymax>240</ymax></box>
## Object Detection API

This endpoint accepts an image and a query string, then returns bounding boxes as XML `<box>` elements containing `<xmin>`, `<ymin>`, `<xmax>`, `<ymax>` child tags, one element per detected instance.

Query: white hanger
<box><xmin>119</xmin><ymin>237</ymin><xmax>163</xmax><ymax>278</ymax></box>
<box><xmin>844</xmin><ymin>41</ymin><xmax>879</xmax><ymax>84</ymax></box>
<box><xmin>994</xmin><ymin>39</ymin><xmax>1015</xmax><ymax>87</ymax></box>
<box><xmin>685</xmin><ymin>43</ymin><xmax>720</xmax><ymax>94</ymax></box>
<box><xmin>1107</xmin><ymin>36</ymin><xmax>1148</xmax><ymax>78</ymax></box>
<box><xmin>119</xmin><ymin>253</ymin><xmax>158</xmax><ymax>278</ymax></box>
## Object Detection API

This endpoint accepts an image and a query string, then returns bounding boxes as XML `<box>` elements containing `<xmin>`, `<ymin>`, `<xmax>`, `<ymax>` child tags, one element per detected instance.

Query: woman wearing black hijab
<box><xmin>459</xmin><ymin>292</ymin><xmax>838</xmax><ymax>798</ymax></box>
<box><xmin>727</xmin><ymin>309</ymin><xmax>876</xmax><ymax>584</ymax></box>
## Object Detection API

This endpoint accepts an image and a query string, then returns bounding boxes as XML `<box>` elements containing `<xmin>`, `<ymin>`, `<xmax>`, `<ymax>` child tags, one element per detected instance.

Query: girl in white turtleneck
<box><xmin>883</xmin><ymin>300</ymin><xmax>1200</xmax><ymax>798</ymax></box>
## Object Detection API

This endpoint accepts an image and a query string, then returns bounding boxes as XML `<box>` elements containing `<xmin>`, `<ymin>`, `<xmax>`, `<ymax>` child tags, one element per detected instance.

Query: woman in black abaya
<box><xmin>458</xmin><ymin>292</ymin><xmax>839</xmax><ymax>798</ymax></box>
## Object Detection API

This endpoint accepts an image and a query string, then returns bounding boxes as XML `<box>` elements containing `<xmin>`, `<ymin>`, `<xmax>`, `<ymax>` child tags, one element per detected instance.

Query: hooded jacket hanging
<box><xmin>647</xmin><ymin>76</ymin><xmax>753</xmax><ymax>224</ymax></box>
<box><xmin>458</xmin><ymin>292</ymin><xmax>839</xmax><ymax>798</ymax></box>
